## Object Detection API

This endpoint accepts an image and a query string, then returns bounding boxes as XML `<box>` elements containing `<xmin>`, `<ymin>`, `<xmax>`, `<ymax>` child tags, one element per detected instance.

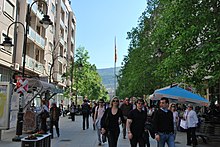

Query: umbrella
<box><xmin>151</xmin><ymin>85</ymin><xmax>209</xmax><ymax>106</ymax></box>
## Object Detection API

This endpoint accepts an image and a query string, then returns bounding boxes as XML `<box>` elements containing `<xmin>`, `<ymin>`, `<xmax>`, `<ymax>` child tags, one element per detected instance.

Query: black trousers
<box><xmin>187</xmin><ymin>127</ymin><xmax>197</xmax><ymax>146</ymax></box>
<box><xmin>50</xmin><ymin>120</ymin><xmax>60</xmax><ymax>137</ymax></box>
<box><xmin>82</xmin><ymin>113</ymin><xmax>89</xmax><ymax>130</ymax></box>
<box><xmin>107</xmin><ymin>129</ymin><xmax>120</xmax><ymax>147</ymax></box>
<box><xmin>71</xmin><ymin>112</ymin><xmax>75</xmax><ymax>121</ymax></box>
<box><xmin>130</xmin><ymin>135</ymin><xmax>146</xmax><ymax>147</ymax></box>
<box><xmin>41</xmin><ymin>118</ymin><xmax>47</xmax><ymax>133</ymax></box>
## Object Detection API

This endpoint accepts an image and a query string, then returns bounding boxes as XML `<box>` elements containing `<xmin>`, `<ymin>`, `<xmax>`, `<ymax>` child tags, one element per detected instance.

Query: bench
<box><xmin>196</xmin><ymin>121</ymin><xmax>220</xmax><ymax>144</ymax></box>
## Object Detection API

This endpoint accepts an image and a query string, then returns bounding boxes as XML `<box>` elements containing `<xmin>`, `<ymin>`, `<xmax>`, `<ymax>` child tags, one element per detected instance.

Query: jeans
<box><xmin>157</xmin><ymin>132</ymin><xmax>175</xmax><ymax>147</ymax></box>
<box><xmin>95</xmin><ymin>120</ymin><xmax>102</xmax><ymax>143</ymax></box>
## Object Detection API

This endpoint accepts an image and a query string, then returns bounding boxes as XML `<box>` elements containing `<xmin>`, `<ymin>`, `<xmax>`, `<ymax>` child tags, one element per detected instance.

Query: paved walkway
<box><xmin>0</xmin><ymin>115</ymin><xmax>218</xmax><ymax>147</ymax></box>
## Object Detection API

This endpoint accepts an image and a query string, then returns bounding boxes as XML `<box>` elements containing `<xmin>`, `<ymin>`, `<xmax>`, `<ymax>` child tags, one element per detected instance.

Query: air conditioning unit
<box><xmin>14</xmin><ymin>63</ymin><xmax>19</xmax><ymax>70</ymax></box>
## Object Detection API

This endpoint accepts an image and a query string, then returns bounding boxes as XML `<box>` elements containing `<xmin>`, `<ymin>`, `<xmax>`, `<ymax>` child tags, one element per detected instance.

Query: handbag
<box><xmin>180</xmin><ymin>119</ymin><xmax>187</xmax><ymax>129</ymax></box>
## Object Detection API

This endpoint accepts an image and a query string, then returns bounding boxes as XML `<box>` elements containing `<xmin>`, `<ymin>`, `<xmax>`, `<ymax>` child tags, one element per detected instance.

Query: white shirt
<box><xmin>186</xmin><ymin>110</ymin><xmax>198</xmax><ymax>128</ymax></box>
<box><xmin>96</xmin><ymin>106</ymin><xmax>105</xmax><ymax>120</ymax></box>
<box><xmin>173</xmin><ymin>111</ymin><xmax>179</xmax><ymax>123</ymax></box>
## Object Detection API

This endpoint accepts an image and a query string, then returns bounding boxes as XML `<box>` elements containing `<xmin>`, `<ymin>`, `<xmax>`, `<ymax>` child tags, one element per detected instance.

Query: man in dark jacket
<box><xmin>81</xmin><ymin>99</ymin><xmax>91</xmax><ymax>130</ymax></box>
<box><xmin>153</xmin><ymin>97</ymin><xmax>175</xmax><ymax>147</ymax></box>
<box><xmin>50</xmin><ymin>102</ymin><xmax>61</xmax><ymax>138</ymax></box>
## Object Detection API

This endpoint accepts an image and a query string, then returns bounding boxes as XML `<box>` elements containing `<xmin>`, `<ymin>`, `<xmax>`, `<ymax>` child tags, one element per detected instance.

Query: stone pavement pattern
<box><xmin>0</xmin><ymin>115</ymin><xmax>218</xmax><ymax>147</ymax></box>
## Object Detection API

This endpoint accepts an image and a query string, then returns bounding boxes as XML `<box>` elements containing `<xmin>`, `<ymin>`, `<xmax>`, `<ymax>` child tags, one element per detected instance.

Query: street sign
<box><xmin>15</xmin><ymin>78</ymin><xmax>28</xmax><ymax>94</ymax></box>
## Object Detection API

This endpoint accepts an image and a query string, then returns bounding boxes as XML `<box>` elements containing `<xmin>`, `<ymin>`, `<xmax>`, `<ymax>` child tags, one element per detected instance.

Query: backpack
<box><xmin>82</xmin><ymin>104</ymin><xmax>89</xmax><ymax>114</ymax></box>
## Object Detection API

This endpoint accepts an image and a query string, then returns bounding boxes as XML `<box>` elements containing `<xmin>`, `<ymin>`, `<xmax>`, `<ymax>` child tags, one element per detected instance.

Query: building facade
<box><xmin>0</xmin><ymin>0</ymin><xmax>76</xmax><ymax>105</ymax></box>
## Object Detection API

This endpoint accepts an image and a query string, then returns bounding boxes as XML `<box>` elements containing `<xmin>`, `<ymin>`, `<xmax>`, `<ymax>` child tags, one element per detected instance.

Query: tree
<box><xmin>117</xmin><ymin>0</ymin><xmax>220</xmax><ymax>97</ymax></box>
<box><xmin>66</xmin><ymin>46</ymin><xmax>109</xmax><ymax>101</ymax></box>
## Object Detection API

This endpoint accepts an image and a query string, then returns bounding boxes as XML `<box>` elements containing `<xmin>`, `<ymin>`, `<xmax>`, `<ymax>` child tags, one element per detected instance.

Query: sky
<box><xmin>71</xmin><ymin>0</ymin><xmax>147</xmax><ymax>69</ymax></box>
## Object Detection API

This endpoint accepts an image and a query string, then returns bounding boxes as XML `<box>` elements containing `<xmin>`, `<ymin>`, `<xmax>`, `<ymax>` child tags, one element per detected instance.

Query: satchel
<box><xmin>144</xmin><ymin>121</ymin><xmax>155</xmax><ymax>139</ymax></box>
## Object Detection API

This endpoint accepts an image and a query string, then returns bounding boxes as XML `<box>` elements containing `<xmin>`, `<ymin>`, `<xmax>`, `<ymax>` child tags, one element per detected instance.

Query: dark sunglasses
<box><xmin>137</xmin><ymin>102</ymin><xmax>143</xmax><ymax>105</ymax></box>
<box><xmin>112</xmin><ymin>100</ymin><xmax>119</xmax><ymax>102</ymax></box>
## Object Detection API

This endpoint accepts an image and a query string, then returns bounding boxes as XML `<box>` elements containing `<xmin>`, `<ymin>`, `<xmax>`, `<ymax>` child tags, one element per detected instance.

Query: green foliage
<box><xmin>117</xmin><ymin>0</ymin><xmax>220</xmax><ymax>97</ymax></box>
<box><xmin>66</xmin><ymin>46</ymin><xmax>109</xmax><ymax>101</ymax></box>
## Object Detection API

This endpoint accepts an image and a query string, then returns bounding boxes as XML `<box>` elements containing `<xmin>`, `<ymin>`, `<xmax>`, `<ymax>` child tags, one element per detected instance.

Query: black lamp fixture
<box><xmin>0</xmin><ymin>35</ymin><xmax>13</xmax><ymax>50</ymax></box>
<box><xmin>40</xmin><ymin>14</ymin><xmax>53</xmax><ymax>28</ymax></box>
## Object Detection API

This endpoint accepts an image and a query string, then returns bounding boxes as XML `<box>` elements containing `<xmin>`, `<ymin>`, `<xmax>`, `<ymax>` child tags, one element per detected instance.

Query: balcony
<box><xmin>24</xmin><ymin>55</ymin><xmax>44</xmax><ymax>74</ymax></box>
<box><xmin>71</xmin><ymin>37</ymin><xmax>74</xmax><ymax>44</ymax></box>
<box><xmin>60</xmin><ymin>37</ymin><xmax>65</xmax><ymax>46</ymax></box>
<box><xmin>61</xmin><ymin>0</ymin><xmax>67</xmax><ymax>12</ymax></box>
<box><xmin>60</xmin><ymin>18</ymin><xmax>65</xmax><ymax>29</ymax></box>
<box><xmin>28</xmin><ymin>27</ymin><xmax>45</xmax><ymax>49</ymax></box>
<box><xmin>28</xmin><ymin>0</ymin><xmax>44</xmax><ymax>20</ymax></box>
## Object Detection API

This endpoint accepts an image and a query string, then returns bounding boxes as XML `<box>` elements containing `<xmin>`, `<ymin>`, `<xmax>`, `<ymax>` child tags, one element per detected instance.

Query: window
<box><xmin>51</xmin><ymin>3</ymin><xmax>55</xmax><ymax>14</ymax></box>
<box><xmin>58</xmin><ymin>62</ymin><xmax>62</xmax><ymax>74</ymax></box>
<box><xmin>4</xmin><ymin>0</ymin><xmax>15</xmax><ymax>20</ymax></box>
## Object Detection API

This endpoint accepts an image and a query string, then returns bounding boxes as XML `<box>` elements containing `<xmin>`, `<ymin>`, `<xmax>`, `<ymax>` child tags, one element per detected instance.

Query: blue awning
<box><xmin>151</xmin><ymin>86</ymin><xmax>209</xmax><ymax>106</ymax></box>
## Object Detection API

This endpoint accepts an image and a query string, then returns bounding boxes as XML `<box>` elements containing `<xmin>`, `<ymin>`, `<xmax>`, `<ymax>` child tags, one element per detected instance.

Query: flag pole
<box><xmin>114</xmin><ymin>37</ymin><xmax>117</xmax><ymax>97</ymax></box>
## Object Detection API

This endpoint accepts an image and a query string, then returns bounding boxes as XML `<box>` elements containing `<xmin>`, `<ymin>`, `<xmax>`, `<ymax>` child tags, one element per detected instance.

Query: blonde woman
<box><xmin>101</xmin><ymin>97</ymin><xmax>125</xmax><ymax>147</ymax></box>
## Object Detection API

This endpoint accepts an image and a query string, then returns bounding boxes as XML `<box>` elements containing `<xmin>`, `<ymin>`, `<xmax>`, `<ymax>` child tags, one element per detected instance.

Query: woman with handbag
<box><xmin>101</xmin><ymin>97</ymin><xmax>125</xmax><ymax>147</ymax></box>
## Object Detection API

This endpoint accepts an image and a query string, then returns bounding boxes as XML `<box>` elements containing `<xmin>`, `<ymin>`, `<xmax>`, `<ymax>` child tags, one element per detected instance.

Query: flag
<box><xmin>114</xmin><ymin>37</ymin><xmax>117</xmax><ymax>63</ymax></box>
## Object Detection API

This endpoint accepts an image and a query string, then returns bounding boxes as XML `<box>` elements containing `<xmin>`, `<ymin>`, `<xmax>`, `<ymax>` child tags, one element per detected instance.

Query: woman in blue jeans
<box><xmin>101</xmin><ymin>97</ymin><xmax>125</xmax><ymax>147</ymax></box>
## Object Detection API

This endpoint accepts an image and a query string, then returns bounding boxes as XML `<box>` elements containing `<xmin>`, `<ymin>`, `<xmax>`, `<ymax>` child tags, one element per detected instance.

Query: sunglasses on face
<box><xmin>137</xmin><ymin>102</ymin><xmax>143</xmax><ymax>105</ymax></box>
<box><xmin>112</xmin><ymin>100</ymin><xmax>119</xmax><ymax>102</ymax></box>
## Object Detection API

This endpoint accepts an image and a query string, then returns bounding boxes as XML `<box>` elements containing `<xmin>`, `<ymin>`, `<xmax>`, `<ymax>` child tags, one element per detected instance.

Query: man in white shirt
<box><xmin>185</xmin><ymin>104</ymin><xmax>198</xmax><ymax>147</ymax></box>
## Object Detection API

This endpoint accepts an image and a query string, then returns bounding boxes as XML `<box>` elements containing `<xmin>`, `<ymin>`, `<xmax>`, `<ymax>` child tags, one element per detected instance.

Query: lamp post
<box><xmin>75</xmin><ymin>61</ymin><xmax>83</xmax><ymax>106</ymax></box>
<box><xmin>1</xmin><ymin>1</ymin><xmax>52</xmax><ymax>141</ymax></box>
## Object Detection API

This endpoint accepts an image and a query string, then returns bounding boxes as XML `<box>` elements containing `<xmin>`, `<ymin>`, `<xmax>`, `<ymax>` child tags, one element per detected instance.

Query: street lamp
<box><xmin>0</xmin><ymin>0</ymin><xmax>52</xmax><ymax>141</ymax></box>
<box><xmin>75</xmin><ymin>61</ymin><xmax>83</xmax><ymax>106</ymax></box>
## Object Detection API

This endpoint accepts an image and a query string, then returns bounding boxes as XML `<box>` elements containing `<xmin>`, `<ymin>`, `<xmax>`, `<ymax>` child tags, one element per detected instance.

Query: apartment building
<box><xmin>0</xmin><ymin>0</ymin><xmax>16</xmax><ymax>82</ymax></box>
<box><xmin>0</xmin><ymin>0</ymin><xmax>76</xmax><ymax>103</ymax></box>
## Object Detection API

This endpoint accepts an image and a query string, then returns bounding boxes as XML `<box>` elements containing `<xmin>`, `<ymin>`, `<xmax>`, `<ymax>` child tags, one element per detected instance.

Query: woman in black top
<box><xmin>101</xmin><ymin>97</ymin><xmax>125</xmax><ymax>147</ymax></box>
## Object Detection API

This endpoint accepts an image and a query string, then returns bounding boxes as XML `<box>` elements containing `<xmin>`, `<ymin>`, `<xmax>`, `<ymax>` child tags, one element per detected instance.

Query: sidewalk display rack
<box><xmin>21</xmin><ymin>133</ymin><xmax>51</xmax><ymax>147</ymax></box>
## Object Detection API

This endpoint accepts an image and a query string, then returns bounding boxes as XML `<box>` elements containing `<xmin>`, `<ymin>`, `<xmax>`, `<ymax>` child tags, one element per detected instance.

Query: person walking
<box><xmin>169</xmin><ymin>103</ymin><xmax>179</xmax><ymax>140</ymax></box>
<box><xmin>153</xmin><ymin>97</ymin><xmax>175</xmax><ymax>147</ymax></box>
<box><xmin>94</xmin><ymin>99</ymin><xmax>106</xmax><ymax>146</ymax></box>
<box><xmin>70</xmin><ymin>102</ymin><xmax>76</xmax><ymax>121</ymax></box>
<box><xmin>81</xmin><ymin>99</ymin><xmax>91</xmax><ymax>130</ymax></box>
<box><xmin>120</xmin><ymin>97</ymin><xmax>133</xmax><ymax>139</ymax></box>
<box><xmin>101</xmin><ymin>96</ymin><xmax>125</xmax><ymax>147</ymax></box>
<box><xmin>126</xmin><ymin>98</ymin><xmax>149</xmax><ymax>147</ymax></box>
<box><xmin>49</xmin><ymin>102</ymin><xmax>61</xmax><ymax>138</ymax></box>
<box><xmin>92</xmin><ymin>102</ymin><xmax>98</xmax><ymax>130</ymax></box>
<box><xmin>39</xmin><ymin>99</ymin><xmax>49</xmax><ymax>134</ymax></box>
<box><xmin>184</xmin><ymin>104</ymin><xmax>198</xmax><ymax>147</ymax></box>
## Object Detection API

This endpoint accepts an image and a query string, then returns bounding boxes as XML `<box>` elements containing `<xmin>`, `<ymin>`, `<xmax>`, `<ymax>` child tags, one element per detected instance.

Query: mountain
<box><xmin>97</xmin><ymin>67</ymin><xmax>120</xmax><ymax>97</ymax></box>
